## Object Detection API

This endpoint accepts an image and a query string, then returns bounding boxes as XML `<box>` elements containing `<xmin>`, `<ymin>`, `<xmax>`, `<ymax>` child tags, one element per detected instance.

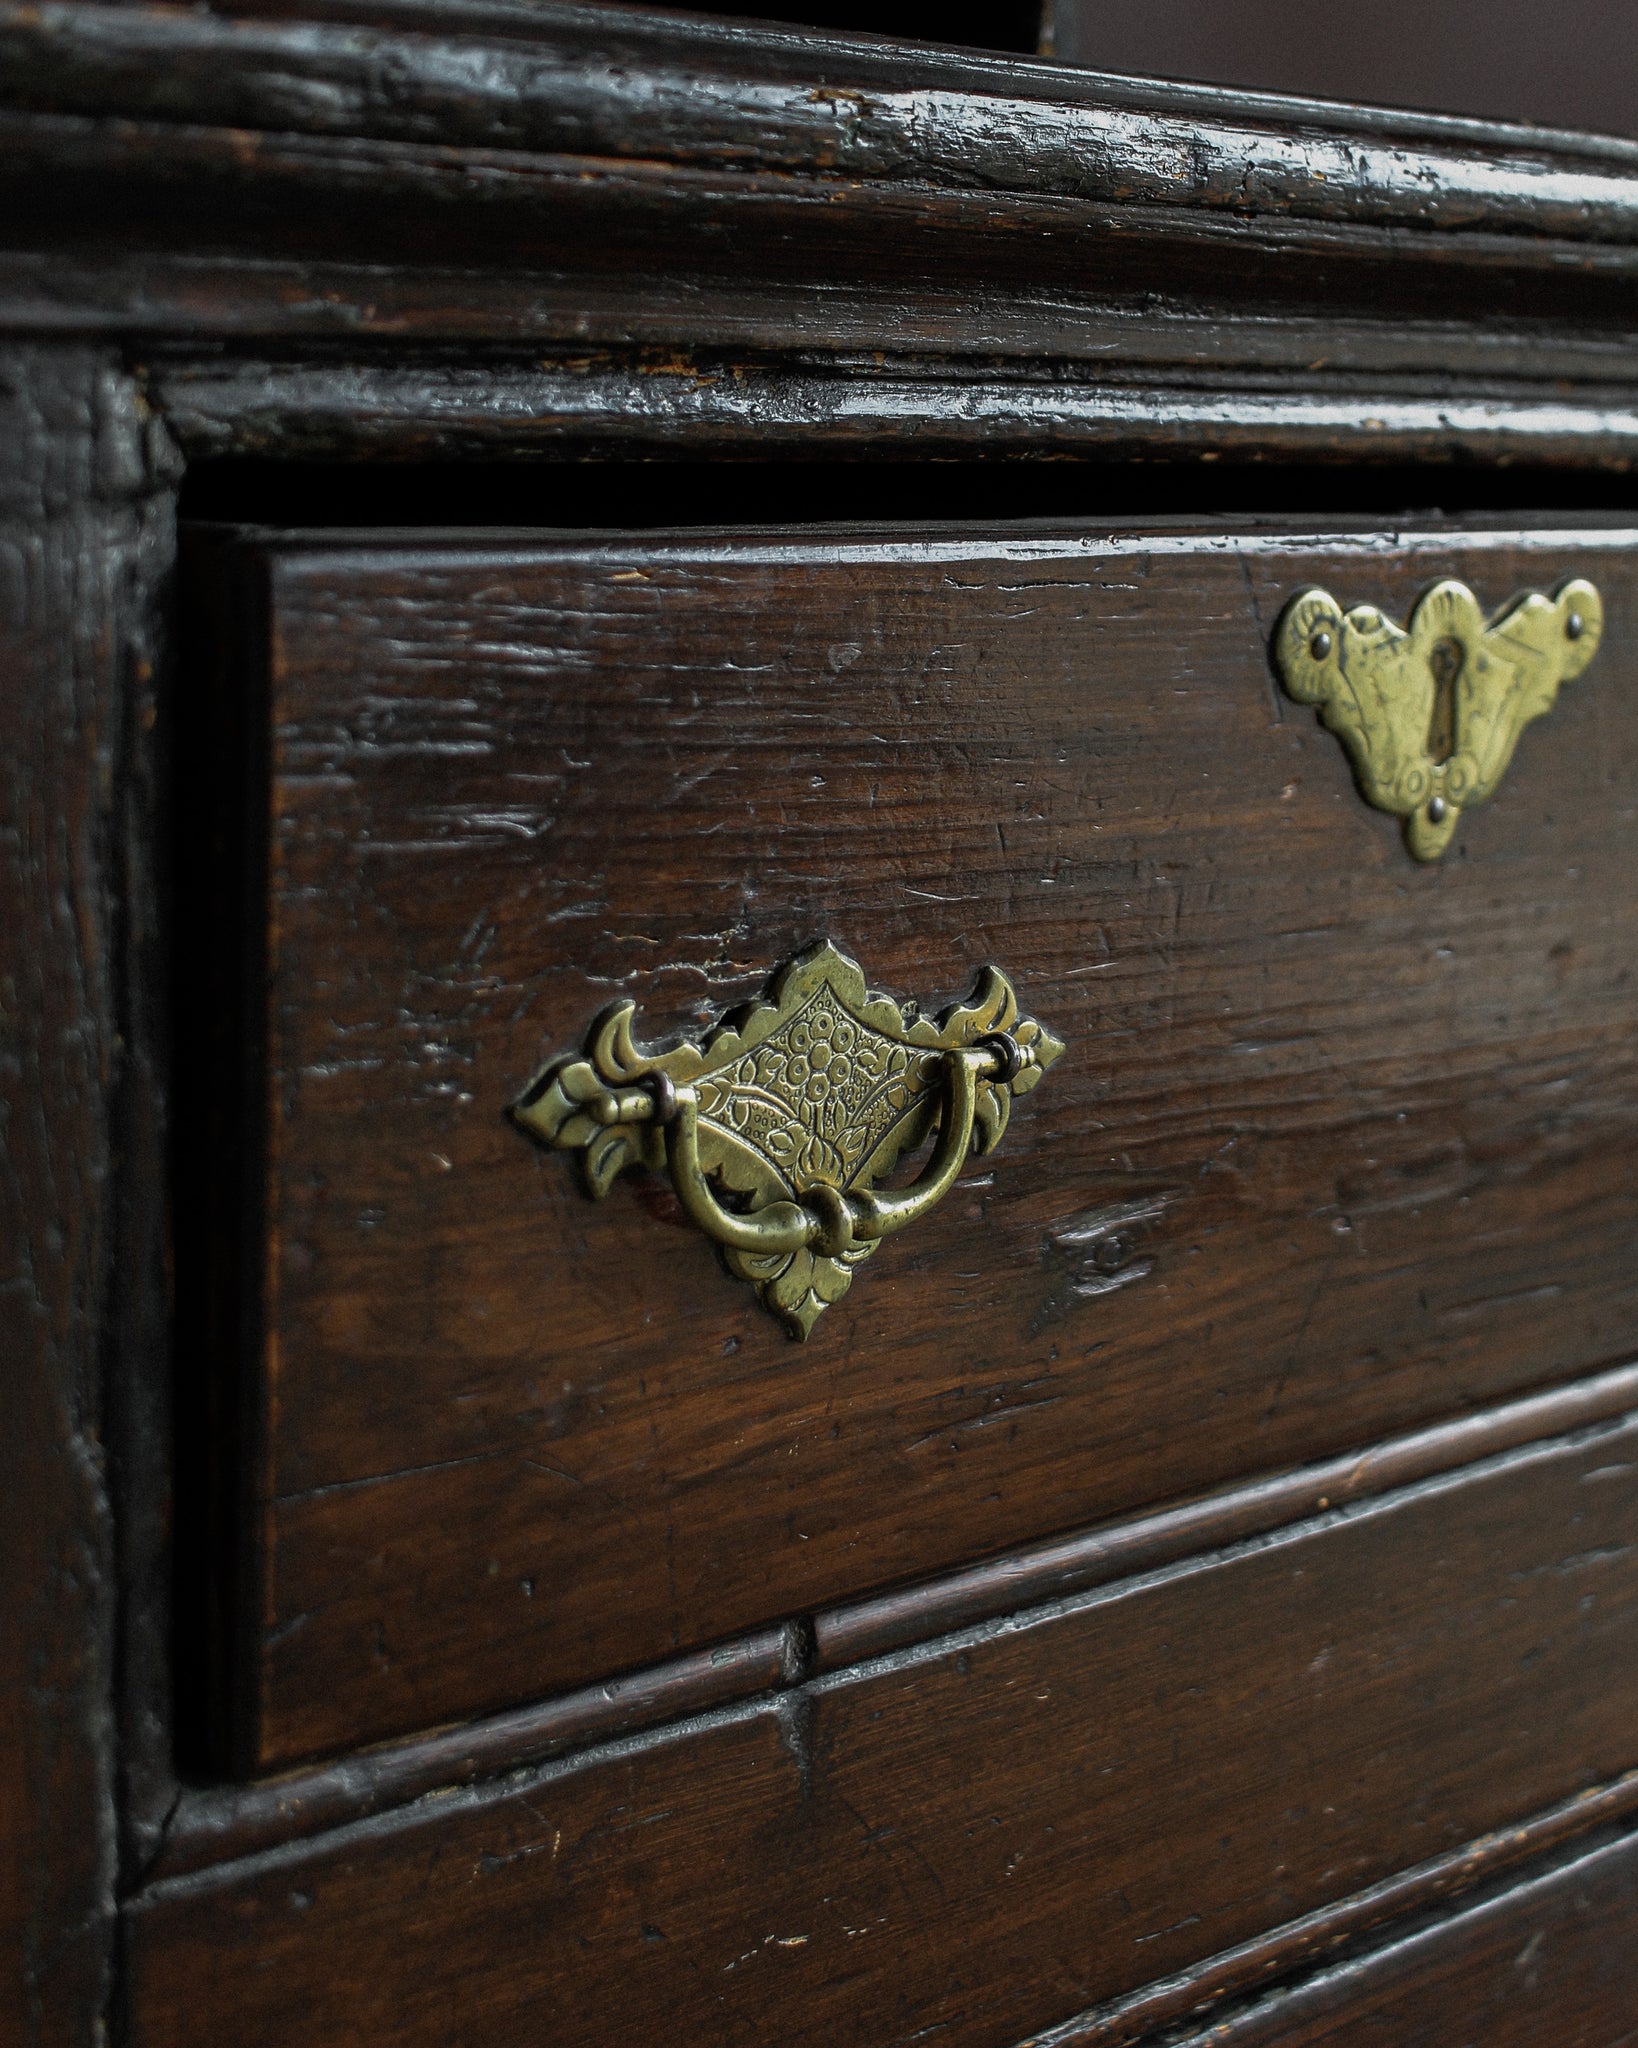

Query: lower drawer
<box><xmin>1182</xmin><ymin>1830</ymin><xmax>1638</xmax><ymax>2048</ymax></box>
<box><xmin>127</xmin><ymin>1401</ymin><xmax>1638</xmax><ymax>2048</ymax></box>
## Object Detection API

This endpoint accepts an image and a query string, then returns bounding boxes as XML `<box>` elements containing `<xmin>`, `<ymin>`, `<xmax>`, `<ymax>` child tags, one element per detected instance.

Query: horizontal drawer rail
<box><xmin>153</xmin><ymin>1355</ymin><xmax>1638</xmax><ymax>1881</ymax></box>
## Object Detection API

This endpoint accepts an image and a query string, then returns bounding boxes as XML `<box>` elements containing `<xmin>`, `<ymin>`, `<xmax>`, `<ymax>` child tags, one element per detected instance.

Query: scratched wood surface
<box><xmin>1163</xmin><ymin>1829</ymin><xmax>1638</xmax><ymax>2048</ymax></box>
<box><xmin>0</xmin><ymin>348</ymin><xmax>175</xmax><ymax>2040</ymax></box>
<box><xmin>186</xmin><ymin>516</ymin><xmax>1638</xmax><ymax>1769</ymax></box>
<box><xmin>16</xmin><ymin>0</ymin><xmax>1638</xmax><ymax>487</ymax></box>
<box><xmin>125</xmin><ymin>1417</ymin><xmax>1638</xmax><ymax>2048</ymax></box>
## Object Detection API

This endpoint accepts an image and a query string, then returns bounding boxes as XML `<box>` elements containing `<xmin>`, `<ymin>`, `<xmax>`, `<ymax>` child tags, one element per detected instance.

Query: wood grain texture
<box><xmin>195</xmin><ymin>517</ymin><xmax>1638</xmax><ymax>1767</ymax></box>
<box><xmin>154</xmin><ymin>357</ymin><xmax>1638</xmax><ymax>468</ymax></box>
<box><xmin>11</xmin><ymin>100</ymin><xmax>1638</xmax><ymax>324</ymax></box>
<box><xmin>12</xmin><ymin>0</ymin><xmax>1638</xmax><ymax>497</ymax></box>
<box><xmin>151</xmin><ymin>1360</ymin><xmax>1638</xmax><ymax>1877</ymax></box>
<box><xmin>10</xmin><ymin>0</ymin><xmax>1638</xmax><ymax>388</ymax></box>
<box><xmin>125</xmin><ymin>1418</ymin><xmax>1638</xmax><ymax>2048</ymax></box>
<box><xmin>9</xmin><ymin>9</ymin><xmax>1638</xmax><ymax>2036</ymax></box>
<box><xmin>7</xmin><ymin>257</ymin><xmax>1636</xmax><ymax>383</ymax></box>
<box><xmin>0</xmin><ymin>348</ymin><xmax>173</xmax><ymax>2041</ymax></box>
<box><xmin>1015</xmin><ymin>1778</ymin><xmax>1638</xmax><ymax>2046</ymax></box>
<box><xmin>11</xmin><ymin>0</ymin><xmax>1638</xmax><ymax>231</ymax></box>
<box><xmin>1154</xmin><ymin>1828</ymin><xmax>1638</xmax><ymax>2048</ymax></box>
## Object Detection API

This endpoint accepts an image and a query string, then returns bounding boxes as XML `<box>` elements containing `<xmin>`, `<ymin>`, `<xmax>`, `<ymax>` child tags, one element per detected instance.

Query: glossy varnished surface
<box><xmin>193</xmin><ymin>515</ymin><xmax>1638</xmax><ymax>1766</ymax></box>
<box><xmin>12</xmin><ymin>0</ymin><xmax>1638</xmax><ymax>479</ymax></box>
<box><xmin>8</xmin><ymin>3</ymin><xmax>1638</xmax><ymax>2038</ymax></box>
<box><xmin>126</xmin><ymin>1416</ymin><xmax>1638</xmax><ymax>2048</ymax></box>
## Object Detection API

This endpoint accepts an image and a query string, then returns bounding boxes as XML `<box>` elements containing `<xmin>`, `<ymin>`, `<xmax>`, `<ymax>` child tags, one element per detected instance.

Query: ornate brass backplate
<box><xmin>512</xmin><ymin>941</ymin><xmax>1064</xmax><ymax>1337</ymax></box>
<box><xmin>1274</xmin><ymin>578</ymin><xmax>1603</xmax><ymax>859</ymax></box>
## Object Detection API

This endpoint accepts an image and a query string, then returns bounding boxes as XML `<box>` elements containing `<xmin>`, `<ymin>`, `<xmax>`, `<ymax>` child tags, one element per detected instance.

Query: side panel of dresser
<box><xmin>196</xmin><ymin>524</ymin><xmax>1638</xmax><ymax>1766</ymax></box>
<box><xmin>0</xmin><ymin>349</ymin><xmax>175</xmax><ymax>2039</ymax></box>
<box><xmin>126</xmin><ymin>1410</ymin><xmax>1638</xmax><ymax>2048</ymax></box>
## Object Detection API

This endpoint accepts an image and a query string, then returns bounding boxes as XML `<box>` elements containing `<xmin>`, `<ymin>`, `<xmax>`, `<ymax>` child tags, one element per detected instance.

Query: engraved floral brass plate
<box><xmin>511</xmin><ymin>941</ymin><xmax>1064</xmax><ymax>1337</ymax></box>
<box><xmin>1275</xmin><ymin>577</ymin><xmax>1603</xmax><ymax>859</ymax></box>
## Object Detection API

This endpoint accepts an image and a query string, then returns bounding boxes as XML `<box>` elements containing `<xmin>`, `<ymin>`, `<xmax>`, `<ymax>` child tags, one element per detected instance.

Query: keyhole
<box><xmin>1426</xmin><ymin>637</ymin><xmax>1464</xmax><ymax>763</ymax></box>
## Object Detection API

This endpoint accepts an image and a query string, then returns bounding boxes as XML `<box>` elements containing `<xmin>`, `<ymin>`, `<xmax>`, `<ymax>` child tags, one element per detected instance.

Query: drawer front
<box><xmin>194</xmin><ymin>520</ymin><xmax>1638</xmax><ymax>1767</ymax></box>
<box><xmin>127</xmin><ymin>1416</ymin><xmax>1638</xmax><ymax>2048</ymax></box>
<box><xmin>1172</xmin><ymin>1834</ymin><xmax>1638</xmax><ymax>2048</ymax></box>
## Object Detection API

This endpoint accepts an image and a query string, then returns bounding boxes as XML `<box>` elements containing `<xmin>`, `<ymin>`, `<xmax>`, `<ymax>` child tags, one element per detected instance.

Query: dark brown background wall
<box><xmin>636</xmin><ymin>2</ymin><xmax>1638</xmax><ymax>141</ymax></box>
<box><xmin>1048</xmin><ymin>0</ymin><xmax>1638</xmax><ymax>140</ymax></box>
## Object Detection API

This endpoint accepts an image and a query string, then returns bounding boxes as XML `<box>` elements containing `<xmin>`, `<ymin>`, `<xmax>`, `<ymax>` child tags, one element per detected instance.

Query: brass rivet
<box><xmin>1427</xmin><ymin>795</ymin><xmax>1448</xmax><ymax>823</ymax></box>
<box><xmin>1566</xmin><ymin>611</ymin><xmax>1585</xmax><ymax>640</ymax></box>
<box><xmin>1309</xmin><ymin>629</ymin><xmax>1333</xmax><ymax>660</ymax></box>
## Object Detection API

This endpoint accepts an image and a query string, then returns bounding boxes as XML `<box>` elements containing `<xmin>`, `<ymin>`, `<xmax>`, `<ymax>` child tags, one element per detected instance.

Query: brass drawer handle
<box><xmin>1275</xmin><ymin>577</ymin><xmax>1603</xmax><ymax>859</ymax></box>
<box><xmin>512</xmin><ymin>941</ymin><xmax>1064</xmax><ymax>1337</ymax></box>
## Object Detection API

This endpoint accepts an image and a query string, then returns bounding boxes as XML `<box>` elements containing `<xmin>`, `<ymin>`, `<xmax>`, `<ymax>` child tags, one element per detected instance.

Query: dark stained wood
<box><xmin>152</xmin><ymin>358</ymin><xmax>1638</xmax><ymax>468</ymax></box>
<box><xmin>151</xmin><ymin>1360</ymin><xmax>1638</xmax><ymax>1876</ymax></box>
<box><xmin>815</xmin><ymin>1358</ymin><xmax>1638</xmax><ymax>1671</ymax></box>
<box><xmin>17</xmin><ymin>254</ymin><xmax>1638</xmax><ymax>387</ymax></box>
<box><xmin>1025</xmin><ymin>1775</ymin><xmax>1638</xmax><ymax>2045</ymax></box>
<box><xmin>124</xmin><ymin>1418</ymin><xmax>1638</xmax><ymax>2048</ymax></box>
<box><xmin>197</xmin><ymin>517</ymin><xmax>1638</xmax><ymax>1767</ymax></box>
<box><xmin>9</xmin><ymin>0</ymin><xmax>1638</xmax><ymax>393</ymax></box>
<box><xmin>9</xmin><ymin>0</ymin><xmax>1638</xmax><ymax>521</ymax></box>
<box><xmin>0</xmin><ymin>347</ymin><xmax>174</xmax><ymax>2039</ymax></box>
<box><xmin>8</xmin><ymin>8</ymin><xmax>1638</xmax><ymax>2038</ymax></box>
<box><xmin>10</xmin><ymin>0</ymin><xmax>1638</xmax><ymax>225</ymax></box>
<box><xmin>153</xmin><ymin>1622</ymin><xmax>796</xmax><ymax>1881</ymax></box>
<box><xmin>11</xmin><ymin>101</ymin><xmax>1638</xmax><ymax>331</ymax></box>
<box><xmin>667</xmin><ymin>1</ymin><xmax>1043</xmax><ymax>49</ymax></box>
<box><xmin>1157</xmin><ymin>1828</ymin><xmax>1638</xmax><ymax>2048</ymax></box>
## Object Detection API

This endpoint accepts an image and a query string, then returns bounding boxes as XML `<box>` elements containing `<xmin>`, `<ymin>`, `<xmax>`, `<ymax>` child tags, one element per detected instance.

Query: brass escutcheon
<box><xmin>1274</xmin><ymin>576</ymin><xmax>1603</xmax><ymax>859</ymax></box>
<box><xmin>511</xmin><ymin>941</ymin><xmax>1064</xmax><ymax>1337</ymax></box>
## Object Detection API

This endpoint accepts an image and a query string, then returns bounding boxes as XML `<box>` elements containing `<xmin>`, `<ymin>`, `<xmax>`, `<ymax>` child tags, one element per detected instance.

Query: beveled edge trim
<box><xmin>815</xmin><ymin>1357</ymin><xmax>1638</xmax><ymax>1669</ymax></box>
<box><xmin>1013</xmin><ymin>1770</ymin><xmax>1638</xmax><ymax>2048</ymax></box>
<box><xmin>145</xmin><ymin>1623</ymin><xmax>798</xmax><ymax>1884</ymax></box>
<box><xmin>10</xmin><ymin>0</ymin><xmax>1638</xmax><ymax>235</ymax></box>
<box><xmin>149</xmin><ymin>357</ymin><xmax>1638</xmax><ymax>465</ymax></box>
<box><xmin>148</xmin><ymin>1359</ymin><xmax>1638</xmax><ymax>1885</ymax></box>
<box><xmin>193</xmin><ymin>0</ymin><xmax>1638</xmax><ymax>171</ymax></box>
<box><xmin>1153</xmin><ymin>1823</ymin><xmax>1638</xmax><ymax>2048</ymax></box>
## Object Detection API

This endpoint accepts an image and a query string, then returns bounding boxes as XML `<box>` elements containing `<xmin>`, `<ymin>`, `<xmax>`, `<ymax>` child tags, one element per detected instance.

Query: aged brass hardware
<box><xmin>512</xmin><ymin>941</ymin><xmax>1064</xmax><ymax>1338</ymax></box>
<box><xmin>1274</xmin><ymin>577</ymin><xmax>1603</xmax><ymax>859</ymax></box>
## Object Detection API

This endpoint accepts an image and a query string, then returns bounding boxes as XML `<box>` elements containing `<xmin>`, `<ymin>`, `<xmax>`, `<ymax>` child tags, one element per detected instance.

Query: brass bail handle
<box><xmin>512</xmin><ymin>942</ymin><xmax>1064</xmax><ymax>1338</ymax></box>
<box><xmin>615</xmin><ymin>1032</ymin><xmax>1025</xmax><ymax>1262</ymax></box>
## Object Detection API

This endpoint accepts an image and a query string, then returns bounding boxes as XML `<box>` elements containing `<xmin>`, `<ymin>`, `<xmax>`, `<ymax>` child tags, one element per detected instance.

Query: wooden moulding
<box><xmin>6</xmin><ymin>107</ymin><xmax>1638</xmax><ymax>329</ymax></box>
<box><xmin>1019</xmin><ymin>1778</ymin><xmax>1638</xmax><ymax>2045</ymax></box>
<box><xmin>3</xmin><ymin>113</ymin><xmax>1638</xmax><ymax>330</ymax></box>
<box><xmin>127</xmin><ymin>1400</ymin><xmax>1638</xmax><ymax>2047</ymax></box>
<box><xmin>11</xmin><ymin>1</ymin><xmax>1638</xmax><ymax>363</ymax></box>
<box><xmin>153</xmin><ymin>1357</ymin><xmax>1638</xmax><ymax>1881</ymax></box>
<box><xmin>10</xmin><ymin>1</ymin><xmax>1638</xmax><ymax>469</ymax></box>
<box><xmin>1135</xmin><ymin>1818</ymin><xmax>1638</xmax><ymax>2048</ymax></box>
<box><xmin>151</xmin><ymin>358</ymin><xmax>1638</xmax><ymax>466</ymax></box>
<box><xmin>2</xmin><ymin>255</ymin><xmax>1634</xmax><ymax>380</ymax></box>
<box><xmin>8</xmin><ymin>0</ymin><xmax>1638</xmax><ymax>238</ymax></box>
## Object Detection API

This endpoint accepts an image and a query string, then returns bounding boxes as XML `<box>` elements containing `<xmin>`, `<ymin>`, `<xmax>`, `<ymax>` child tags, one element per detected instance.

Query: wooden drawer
<box><xmin>1169</xmin><ymin>1831</ymin><xmax>1638</xmax><ymax>2048</ymax></box>
<box><xmin>184</xmin><ymin>516</ymin><xmax>1638</xmax><ymax>1770</ymax></box>
<box><xmin>127</xmin><ymin>1407</ymin><xmax>1638</xmax><ymax>2048</ymax></box>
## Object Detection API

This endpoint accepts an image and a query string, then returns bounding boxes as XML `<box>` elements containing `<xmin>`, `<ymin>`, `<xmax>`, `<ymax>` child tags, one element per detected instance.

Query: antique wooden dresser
<box><xmin>5</xmin><ymin>4</ymin><xmax>1638</xmax><ymax>2042</ymax></box>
